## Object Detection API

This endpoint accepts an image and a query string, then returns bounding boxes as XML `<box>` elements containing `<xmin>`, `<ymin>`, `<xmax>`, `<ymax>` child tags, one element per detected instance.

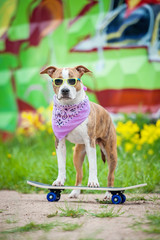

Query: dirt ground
<box><xmin>0</xmin><ymin>191</ymin><xmax>160</xmax><ymax>240</ymax></box>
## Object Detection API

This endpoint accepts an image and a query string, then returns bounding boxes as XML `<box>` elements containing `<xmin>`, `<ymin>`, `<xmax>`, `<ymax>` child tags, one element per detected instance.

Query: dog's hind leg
<box><xmin>103</xmin><ymin>125</ymin><xmax>117</xmax><ymax>200</ymax></box>
<box><xmin>69</xmin><ymin>144</ymin><xmax>86</xmax><ymax>198</ymax></box>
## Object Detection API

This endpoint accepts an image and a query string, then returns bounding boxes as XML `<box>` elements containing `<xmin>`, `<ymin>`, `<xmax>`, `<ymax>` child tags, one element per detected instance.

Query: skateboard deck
<box><xmin>27</xmin><ymin>180</ymin><xmax>147</xmax><ymax>204</ymax></box>
<box><xmin>27</xmin><ymin>180</ymin><xmax>147</xmax><ymax>191</ymax></box>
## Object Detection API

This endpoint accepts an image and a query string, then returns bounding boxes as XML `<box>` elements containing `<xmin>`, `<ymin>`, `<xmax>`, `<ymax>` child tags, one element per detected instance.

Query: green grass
<box><xmin>61</xmin><ymin>222</ymin><xmax>83</xmax><ymax>231</ymax></box>
<box><xmin>47</xmin><ymin>204</ymin><xmax>125</xmax><ymax>219</ymax></box>
<box><xmin>95</xmin><ymin>198</ymin><xmax>110</xmax><ymax>204</ymax></box>
<box><xmin>1</xmin><ymin>222</ymin><xmax>59</xmax><ymax>234</ymax></box>
<box><xmin>58</xmin><ymin>204</ymin><xmax>87</xmax><ymax>218</ymax></box>
<box><xmin>144</xmin><ymin>213</ymin><xmax>160</xmax><ymax>234</ymax></box>
<box><xmin>90</xmin><ymin>206</ymin><xmax>124</xmax><ymax>218</ymax></box>
<box><xmin>131</xmin><ymin>212</ymin><xmax>160</xmax><ymax>236</ymax></box>
<box><xmin>128</xmin><ymin>196</ymin><xmax>147</xmax><ymax>201</ymax></box>
<box><xmin>0</xmin><ymin>221</ymin><xmax>83</xmax><ymax>234</ymax></box>
<box><xmin>47</xmin><ymin>211</ymin><xmax>58</xmax><ymax>218</ymax></box>
<box><xmin>149</xmin><ymin>196</ymin><xmax>160</xmax><ymax>202</ymax></box>
<box><xmin>128</xmin><ymin>195</ymin><xmax>159</xmax><ymax>202</ymax></box>
<box><xmin>0</xmin><ymin>130</ymin><xmax>160</xmax><ymax>193</ymax></box>
<box><xmin>5</xmin><ymin>219</ymin><xmax>17</xmax><ymax>224</ymax></box>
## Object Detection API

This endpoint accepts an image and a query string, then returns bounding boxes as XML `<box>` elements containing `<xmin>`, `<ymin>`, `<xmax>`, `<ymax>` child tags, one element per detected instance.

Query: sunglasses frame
<box><xmin>52</xmin><ymin>78</ymin><xmax>81</xmax><ymax>87</ymax></box>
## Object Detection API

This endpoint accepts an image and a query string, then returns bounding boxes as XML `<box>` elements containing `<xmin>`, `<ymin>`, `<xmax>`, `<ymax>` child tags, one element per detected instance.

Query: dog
<box><xmin>40</xmin><ymin>65</ymin><xmax>117</xmax><ymax>199</ymax></box>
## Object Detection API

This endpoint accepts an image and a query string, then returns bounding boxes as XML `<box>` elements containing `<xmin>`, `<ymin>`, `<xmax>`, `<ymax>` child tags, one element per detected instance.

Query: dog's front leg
<box><xmin>85</xmin><ymin>142</ymin><xmax>99</xmax><ymax>187</ymax></box>
<box><xmin>53</xmin><ymin>139</ymin><xmax>66</xmax><ymax>186</ymax></box>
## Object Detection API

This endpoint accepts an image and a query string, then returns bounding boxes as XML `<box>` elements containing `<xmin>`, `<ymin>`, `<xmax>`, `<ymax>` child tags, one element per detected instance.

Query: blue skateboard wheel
<box><xmin>47</xmin><ymin>192</ymin><xmax>57</xmax><ymax>202</ymax></box>
<box><xmin>120</xmin><ymin>194</ymin><xmax>126</xmax><ymax>203</ymax></box>
<box><xmin>111</xmin><ymin>195</ymin><xmax>122</xmax><ymax>204</ymax></box>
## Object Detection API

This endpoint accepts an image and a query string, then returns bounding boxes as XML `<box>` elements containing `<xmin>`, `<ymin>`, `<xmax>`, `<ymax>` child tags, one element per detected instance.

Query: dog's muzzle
<box><xmin>61</xmin><ymin>88</ymin><xmax>70</xmax><ymax>97</ymax></box>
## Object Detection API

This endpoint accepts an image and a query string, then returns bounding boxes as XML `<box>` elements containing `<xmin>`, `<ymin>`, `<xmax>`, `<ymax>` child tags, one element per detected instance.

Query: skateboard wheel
<box><xmin>55</xmin><ymin>193</ymin><xmax>61</xmax><ymax>202</ymax></box>
<box><xmin>120</xmin><ymin>194</ymin><xmax>126</xmax><ymax>203</ymax></box>
<box><xmin>47</xmin><ymin>192</ymin><xmax>57</xmax><ymax>202</ymax></box>
<box><xmin>111</xmin><ymin>195</ymin><xmax>122</xmax><ymax>204</ymax></box>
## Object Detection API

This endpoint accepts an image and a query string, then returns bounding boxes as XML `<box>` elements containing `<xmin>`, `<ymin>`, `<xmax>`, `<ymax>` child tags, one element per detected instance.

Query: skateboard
<box><xmin>27</xmin><ymin>180</ymin><xmax>147</xmax><ymax>204</ymax></box>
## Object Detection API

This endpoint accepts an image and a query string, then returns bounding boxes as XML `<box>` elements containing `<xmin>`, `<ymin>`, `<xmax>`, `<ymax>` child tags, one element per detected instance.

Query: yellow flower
<box><xmin>37</xmin><ymin>107</ymin><xmax>45</xmax><ymax>114</ymax></box>
<box><xmin>116</xmin><ymin>135</ymin><xmax>122</xmax><ymax>147</ymax></box>
<box><xmin>26</xmin><ymin>113</ymin><xmax>33</xmax><ymax>123</ymax></box>
<box><xmin>47</xmin><ymin>127</ymin><xmax>53</xmax><ymax>134</ymax></box>
<box><xmin>131</xmin><ymin>133</ymin><xmax>139</xmax><ymax>144</ymax></box>
<box><xmin>21</xmin><ymin>112</ymin><xmax>28</xmax><ymax>118</ymax></box>
<box><xmin>148</xmin><ymin>149</ymin><xmax>154</xmax><ymax>155</ymax></box>
<box><xmin>156</xmin><ymin>119</ymin><xmax>160</xmax><ymax>128</ymax></box>
<box><xmin>52</xmin><ymin>151</ymin><xmax>56</xmax><ymax>156</ymax></box>
<box><xmin>116</xmin><ymin>121</ymin><xmax>140</xmax><ymax>140</ymax></box>
<box><xmin>7</xmin><ymin>153</ymin><xmax>12</xmax><ymax>159</ymax></box>
<box><xmin>16</xmin><ymin>127</ymin><xmax>25</xmax><ymax>135</ymax></box>
<box><xmin>140</xmin><ymin>123</ymin><xmax>159</xmax><ymax>145</ymax></box>
<box><xmin>136</xmin><ymin>145</ymin><xmax>142</xmax><ymax>151</ymax></box>
<box><xmin>47</xmin><ymin>103</ymin><xmax>53</xmax><ymax>112</ymax></box>
<box><xmin>39</xmin><ymin>124</ymin><xmax>46</xmax><ymax>131</ymax></box>
<box><xmin>125</xmin><ymin>143</ymin><xmax>133</xmax><ymax>152</ymax></box>
<box><xmin>72</xmin><ymin>146</ymin><xmax>75</xmax><ymax>151</ymax></box>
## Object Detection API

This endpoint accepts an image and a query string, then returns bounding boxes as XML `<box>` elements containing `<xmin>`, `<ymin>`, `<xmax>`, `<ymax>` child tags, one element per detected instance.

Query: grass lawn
<box><xmin>0</xmin><ymin>127</ymin><xmax>160</xmax><ymax>193</ymax></box>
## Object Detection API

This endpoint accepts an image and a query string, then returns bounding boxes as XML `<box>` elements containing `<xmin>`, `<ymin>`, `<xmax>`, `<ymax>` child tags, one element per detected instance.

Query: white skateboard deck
<box><xmin>27</xmin><ymin>180</ymin><xmax>147</xmax><ymax>191</ymax></box>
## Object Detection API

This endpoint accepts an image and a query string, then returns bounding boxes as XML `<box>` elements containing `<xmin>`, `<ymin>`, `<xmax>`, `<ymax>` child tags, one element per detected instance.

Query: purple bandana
<box><xmin>52</xmin><ymin>95</ymin><xmax>90</xmax><ymax>140</ymax></box>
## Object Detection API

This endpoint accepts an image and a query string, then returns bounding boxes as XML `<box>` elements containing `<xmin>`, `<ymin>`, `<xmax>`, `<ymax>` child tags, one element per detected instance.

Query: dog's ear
<box><xmin>40</xmin><ymin>66</ymin><xmax>57</xmax><ymax>77</ymax></box>
<box><xmin>75</xmin><ymin>65</ymin><xmax>92</xmax><ymax>77</ymax></box>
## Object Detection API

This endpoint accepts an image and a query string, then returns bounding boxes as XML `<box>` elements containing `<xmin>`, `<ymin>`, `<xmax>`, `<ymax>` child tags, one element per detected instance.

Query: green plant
<box><xmin>144</xmin><ymin>213</ymin><xmax>160</xmax><ymax>234</ymax></box>
<box><xmin>95</xmin><ymin>198</ymin><xmax>110</xmax><ymax>204</ymax></box>
<box><xmin>5</xmin><ymin>219</ymin><xmax>17</xmax><ymax>224</ymax></box>
<box><xmin>61</xmin><ymin>223</ymin><xmax>83</xmax><ymax>231</ymax></box>
<box><xmin>131</xmin><ymin>212</ymin><xmax>160</xmax><ymax>236</ymax></box>
<box><xmin>149</xmin><ymin>196</ymin><xmax>159</xmax><ymax>202</ymax></box>
<box><xmin>58</xmin><ymin>204</ymin><xmax>87</xmax><ymax>218</ymax></box>
<box><xmin>1</xmin><ymin>222</ymin><xmax>60</xmax><ymax>234</ymax></box>
<box><xmin>47</xmin><ymin>211</ymin><xmax>58</xmax><ymax>218</ymax></box>
<box><xmin>128</xmin><ymin>195</ymin><xmax>159</xmax><ymax>202</ymax></box>
<box><xmin>128</xmin><ymin>196</ymin><xmax>147</xmax><ymax>201</ymax></box>
<box><xmin>90</xmin><ymin>207</ymin><xmax>124</xmax><ymax>218</ymax></box>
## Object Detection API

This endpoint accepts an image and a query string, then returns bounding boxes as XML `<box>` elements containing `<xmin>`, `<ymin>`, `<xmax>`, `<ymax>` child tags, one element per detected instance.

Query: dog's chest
<box><xmin>66</xmin><ymin>118</ymin><xmax>89</xmax><ymax>144</ymax></box>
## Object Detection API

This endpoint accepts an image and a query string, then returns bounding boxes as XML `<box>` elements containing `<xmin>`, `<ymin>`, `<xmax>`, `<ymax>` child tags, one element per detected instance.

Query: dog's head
<box><xmin>40</xmin><ymin>65</ymin><xmax>91</xmax><ymax>104</ymax></box>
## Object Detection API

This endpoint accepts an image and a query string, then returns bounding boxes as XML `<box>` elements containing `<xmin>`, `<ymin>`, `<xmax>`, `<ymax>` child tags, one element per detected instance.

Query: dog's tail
<box><xmin>97</xmin><ymin>138</ymin><xmax>106</xmax><ymax>163</ymax></box>
<box><xmin>100</xmin><ymin>149</ymin><xmax>106</xmax><ymax>163</ymax></box>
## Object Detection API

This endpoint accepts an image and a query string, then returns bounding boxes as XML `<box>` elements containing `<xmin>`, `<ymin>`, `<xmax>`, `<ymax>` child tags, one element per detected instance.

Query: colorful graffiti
<box><xmin>0</xmin><ymin>0</ymin><xmax>160</xmax><ymax>133</ymax></box>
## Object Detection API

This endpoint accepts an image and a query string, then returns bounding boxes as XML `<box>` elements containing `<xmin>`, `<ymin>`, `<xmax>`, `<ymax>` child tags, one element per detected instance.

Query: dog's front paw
<box><xmin>69</xmin><ymin>189</ymin><xmax>81</xmax><ymax>198</ymax></box>
<box><xmin>103</xmin><ymin>191</ymin><xmax>112</xmax><ymax>201</ymax></box>
<box><xmin>52</xmin><ymin>176</ymin><xmax>66</xmax><ymax>186</ymax></box>
<box><xmin>88</xmin><ymin>177</ymin><xmax>99</xmax><ymax>188</ymax></box>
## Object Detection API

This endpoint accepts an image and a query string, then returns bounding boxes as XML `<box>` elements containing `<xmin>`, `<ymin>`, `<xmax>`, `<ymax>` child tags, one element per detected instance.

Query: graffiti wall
<box><xmin>0</xmin><ymin>0</ymin><xmax>160</xmax><ymax>133</ymax></box>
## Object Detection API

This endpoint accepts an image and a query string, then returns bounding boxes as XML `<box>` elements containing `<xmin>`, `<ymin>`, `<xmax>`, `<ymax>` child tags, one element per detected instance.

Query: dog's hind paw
<box><xmin>69</xmin><ymin>189</ymin><xmax>81</xmax><ymax>198</ymax></box>
<box><xmin>103</xmin><ymin>191</ymin><xmax>112</xmax><ymax>201</ymax></box>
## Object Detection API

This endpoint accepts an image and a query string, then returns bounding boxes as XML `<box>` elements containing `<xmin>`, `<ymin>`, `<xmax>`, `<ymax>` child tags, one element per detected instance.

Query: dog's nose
<box><xmin>61</xmin><ymin>88</ymin><xmax>70</xmax><ymax>96</ymax></box>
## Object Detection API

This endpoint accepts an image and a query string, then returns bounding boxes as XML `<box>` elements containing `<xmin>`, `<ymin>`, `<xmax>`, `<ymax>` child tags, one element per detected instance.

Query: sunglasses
<box><xmin>52</xmin><ymin>78</ymin><xmax>81</xmax><ymax>86</ymax></box>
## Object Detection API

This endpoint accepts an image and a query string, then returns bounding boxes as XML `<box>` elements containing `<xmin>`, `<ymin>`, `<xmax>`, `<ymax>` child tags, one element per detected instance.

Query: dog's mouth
<box><xmin>58</xmin><ymin>96</ymin><xmax>72</xmax><ymax>100</ymax></box>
